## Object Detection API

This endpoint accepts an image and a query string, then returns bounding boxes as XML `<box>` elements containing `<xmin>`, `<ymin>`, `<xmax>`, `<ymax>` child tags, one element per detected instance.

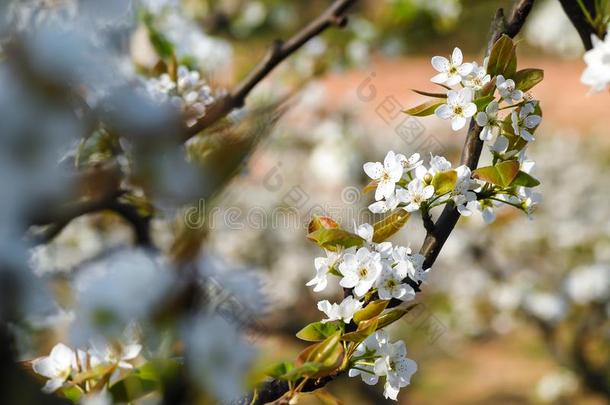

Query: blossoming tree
<box><xmin>0</xmin><ymin>0</ymin><xmax>608</xmax><ymax>404</ymax></box>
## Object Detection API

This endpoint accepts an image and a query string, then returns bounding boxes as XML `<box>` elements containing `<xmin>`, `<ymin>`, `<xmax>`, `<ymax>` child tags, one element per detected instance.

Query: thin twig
<box><xmin>182</xmin><ymin>0</ymin><xmax>358</xmax><ymax>141</ymax></box>
<box><xmin>29</xmin><ymin>190</ymin><xmax>153</xmax><ymax>247</ymax></box>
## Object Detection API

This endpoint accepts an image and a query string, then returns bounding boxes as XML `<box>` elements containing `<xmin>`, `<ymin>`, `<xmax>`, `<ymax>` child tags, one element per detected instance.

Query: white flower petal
<box><xmin>430</xmin><ymin>72</ymin><xmax>449</xmax><ymax>84</ymax></box>
<box><xmin>435</xmin><ymin>104</ymin><xmax>452</xmax><ymax>120</ymax></box>
<box><xmin>42</xmin><ymin>379</ymin><xmax>64</xmax><ymax>393</ymax></box>
<box><xmin>451</xmin><ymin>116</ymin><xmax>467</xmax><ymax>131</ymax></box>
<box><xmin>462</xmin><ymin>102</ymin><xmax>477</xmax><ymax>118</ymax></box>
<box><xmin>475</xmin><ymin>111</ymin><xmax>488</xmax><ymax>127</ymax></box>
<box><xmin>451</xmin><ymin>47</ymin><xmax>463</xmax><ymax>65</ymax></box>
<box><xmin>431</xmin><ymin>56</ymin><xmax>450</xmax><ymax>72</ymax></box>
<box><xmin>457</xmin><ymin>63</ymin><xmax>473</xmax><ymax>76</ymax></box>
<box><xmin>363</xmin><ymin>162</ymin><xmax>383</xmax><ymax>180</ymax></box>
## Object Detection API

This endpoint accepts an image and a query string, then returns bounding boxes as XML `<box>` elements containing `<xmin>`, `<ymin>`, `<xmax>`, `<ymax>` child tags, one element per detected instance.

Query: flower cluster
<box><xmin>364</xmin><ymin>150</ymin><xmax>500</xmax><ymax>223</ymax></box>
<box><xmin>403</xmin><ymin>39</ymin><xmax>544</xmax><ymax>223</ymax></box>
<box><xmin>307</xmin><ymin>225</ymin><xmax>422</xmax><ymax>400</ymax></box>
<box><xmin>31</xmin><ymin>335</ymin><xmax>142</xmax><ymax>394</ymax></box>
<box><xmin>430</xmin><ymin>47</ymin><xmax>486</xmax><ymax>130</ymax></box>
<box><xmin>146</xmin><ymin>65</ymin><xmax>225</xmax><ymax>127</ymax></box>
<box><xmin>310</xmin><ymin>222</ymin><xmax>427</xmax><ymax>303</ymax></box>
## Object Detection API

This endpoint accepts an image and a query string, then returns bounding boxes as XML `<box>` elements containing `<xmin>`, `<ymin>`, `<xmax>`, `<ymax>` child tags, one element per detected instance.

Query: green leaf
<box><xmin>307</xmin><ymin>215</ymin><xmax>339</xmax><ymax>234</ymax></box>
<box><xmin>308</xmin><ymin>331</ymin><xmax>343</xmax><ymax>366</ymax></box>
<box><xmin>144</xmin><ymin>19</ymin><xmax>175</xmax><ymax>60</ymax></box>
<box><xmin>280</xmin><ymin>363</ymin><xmax>320</xmax><ymax>381</ymax></box>
<box><xmin>60</xmin><ymin>385</ymin><xmax>82</xmax><ymax>403</ymax></box>
<box><xmin>511</xmin><ymin>171</ymin><xmax>540</xmax><ymax>187</ymax></box>
<box><xmin>403</xmin><ymin>99</ymin><xmax>445</xmax><ymax>117</ymax></box>
<box><xmin>306</xmin><ymin>228</ymin><xmax>365</xmax><ymax>251</ymax></box>
<box><xmin>265</xmin><ymin>361</ymin><xmax>294</xmax><ymax>379</ymax></box>
<box><xmin>353</xmin><ymin>300</ymin><xmax>389</xmax><ymax>324</ymax></box>
<box><xmin>372</xmin><ymin>210</ymin><xmax>411</xmax><ymax>243</ymax></box>
<box><xmin>294</xmin><ymin>332</ymin><xmax>344</xmax><ymax>379</ymax></box>
<box><xmin>473</xmin><ymin>95</ymin><xmax>495</xmax><ymax>112</ymax></box>
<box><xmin>513</xmin><ymin>68</ymin><xmax>544</xmax><ymax>92</ymax></box>
<box><xmin>296</xmin><ymin>321</ymin><xmax>341</xmax><ymax>342</ymax></box>
<box><xmin>377</xmin><ymin>303</ymin><xmax>419</xmax><ymax>329</ymax></box>
<box><xmin>341</xmin><ymin>317</ymin><xmax>379</xmax><ymax>343</ymax></box>
<box><xmin>411</xmin><ymin>89</ymin><xmax>448</xmax><ymax>98</ymax></box>
<box><xmin>472</xmin><ymin>160</ymin><xmax>520</xmax><ymax>187</ymax></box>
<box><xmin>487</xmin><ymin>34</ymin><xmax>517</xmax><ymax>78</ymax></box>
<box><xmin>432</xmin><ymin>170</ymin><xmax>457</xmax><ymax>195</ymax></box>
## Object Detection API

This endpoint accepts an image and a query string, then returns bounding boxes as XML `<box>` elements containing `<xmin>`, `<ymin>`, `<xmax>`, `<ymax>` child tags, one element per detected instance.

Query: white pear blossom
<box><xmin>348</xmin><ymin>331</ymin><xmax>387</xmax><ymax>385</ymax></box>
<box><xmin>430</xmin><ymin>47</ymin><xmax>473</xmax><ymax>86</ymax></box>
<box><xmin>518</xmin><ymin>187</ymin><xmax>542</xmax><ymax>219</ymax></box>
<box><xmin>536</xmin><ymin>370</ymin><xmax>579</xmax><ymax>403</ymax></box>
<box><xmin>355</xmin><ymin>223</ymin><xmax>393</xmax><ymax>258</ymax></box>
<box><xmin>462</xmin><ymin>62</ymin><xmax>491</xmax><ymax>90</ymax></box>
<box><xmin>475</xmin><ymin>101</ymin><xmax>500</xmax><ymax>141</ymax></box>
<box><xmin>338</xmin><ymin>247</ymin><xmax>382</xmax><ymax>297</ymax></box>
<box><xmin>523</xmin><ymin>292</ymin><xmax>566</xmax><ymax>323</ymax></box>
<box><xmin>355</xmin><ymin>223</ymin><xmax>374</xmax><ymax>243</ymax></box>
<box><xmin>363</xmin><ymin>151</ymin><xmax>404</xmax><ymax>201</ymax></box>
<box><xmin>409</xmin><ymin>254</ymin><xmax>430</xmax><ymax>283</ymax></box>
<box><xmin>396</xmin><ymin>152</ymin><xmax>423</xmax><ymax>172</ymax></box>
<box><xmin>414</xmin><ymin>155</ymin><xmax>452</xmax><ymax>182</ymax></box>
<box><xmin>581</xmin><ymin>33</ymin><xmax>610</xmax><ymax>93</ymax></box>
<box><xmin>182</xmin><ymin>315</ymin><xmax>254</xmax><ymax>402</ymax></box>
<box><xmin>490</xmin><ymin>135</ymin><xmax>509</xmax><ymax>154</ymax></box>
<box><xmin>306</xmin><ymin>250</ymin><xmax>340</xmax><ymax>292</ymax></box>
<box><xmin>392</xmin><ymin>247</ymin><xmax>430</xmax><ymax>283</ymax></box>
<box><xmin>453</xmin><ymin>165</ymin><xmax>479</xmax><ymax>216</ymax></box>
<box><xmin>376</xmin><ymin>262</ymin><xmax>416</xmax><ymax>301</ymax></box>
<box><xmin>468</xmin><ymin>199</ymin><xmax>497</xmax><ymax>223</ymax></box>
<box><xmin>564</xmin><ymin>265</ymin><xmax>610</xmax><ymax>304</ymax></box>
<box><xmin>396</xmin><ymin>179</ymin><xmax>434</xmax><ymax>213</ymax></box>
<box><xmin>435</xmin><ymin>88</ymin><xmax>477</xmax><ymax>131</ymax></box>
<box><xmin>511</xmin><ymin>102</ymin><xmax>541</xmax><ymax>142</ymax></box>
<box><xmin>374</xmin><ymin>340</ymin><xmax>418</xmax><ymax>401</ymax></box>
<box><xmin>496</xmin><ymin>75</ymin><xmax>523</xmax><ymax>103</ymax></box>
<box><xmin>317</xmin><ymin>296</ymin><xmax>363</xmax><ymax>324</ymax></box>
<box><xmin>146</xmin><ymin>65</ymin><xmax>222</xmax><ymax>127</ymax></box>
<box><xmin>89</xmin><ymin>339</ymin><xmax>142</xmax><ymax>370</ymax></box>
<box><xmin>32</xmin><ymin>343</ymin><xmax>77</xmax><ymax>393</ymax></box>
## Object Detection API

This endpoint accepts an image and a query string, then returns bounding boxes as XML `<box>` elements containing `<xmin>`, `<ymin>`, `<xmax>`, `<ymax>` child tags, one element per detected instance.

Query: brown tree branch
<box><xmin>181</xmin><ymin>0</ymin><xmax>358</xmax><ymax>141</ymax></box>
<box><xmin>29</xmin><ymin>190</ymin><xmax>153</xmax><ymax>247</ymax></box>
<box><xmin>237</xmin><ymin>1</ymin><xmax>537</xmax><ymax>404</ymax></box>
<box><xmin>558</xmin><ymin>0</ymin><xmax>599</xmax><ymax>50</ymax></box>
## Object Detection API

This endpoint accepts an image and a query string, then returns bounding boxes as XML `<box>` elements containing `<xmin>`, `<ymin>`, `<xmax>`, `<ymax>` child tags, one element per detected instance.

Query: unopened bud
<box><xmin>424</xmin><ymin>173</ymin><xmax>433</xmax><ymax>184</ymax></box>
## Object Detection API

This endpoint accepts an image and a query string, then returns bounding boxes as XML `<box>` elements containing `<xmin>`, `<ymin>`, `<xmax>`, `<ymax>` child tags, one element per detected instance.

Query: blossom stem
<box><xmin>489</xmin><ymin>196</ymin><xmax>523</xmax><ymax>210</ymax></box>
<box><xmin>351</xmin><ymin>366</ymin><xmax>377</xmax><ymax>375</ymax></box>
<box><xmin>576</xmin><ymin>0</ymin><xmax>598</xmax><ymax>27</ymax></box>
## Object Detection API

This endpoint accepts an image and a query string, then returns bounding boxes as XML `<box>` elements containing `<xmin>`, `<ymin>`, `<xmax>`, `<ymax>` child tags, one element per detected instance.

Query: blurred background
<box><xmin>11</xmin><ymin>0</ymin><xmax>609</xmax><ymax>404</ymax></box>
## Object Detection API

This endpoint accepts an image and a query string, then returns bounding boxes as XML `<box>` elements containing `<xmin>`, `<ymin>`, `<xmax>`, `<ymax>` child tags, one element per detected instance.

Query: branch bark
<box><xmin>558</xmin><ymin>0</ymin><xmax>598</xmax><ymax>50</ymax></box>
<box><xmin>181</xmin><ymin>0</ymin><xmax>358</xmax><ymax>141</ymax></box>
<box><xmin>29</xmin><ymin>190</ymin><xmax>153</xmax><ymax>247</ymax></box>
<box><xmin>238</xmin><ymin>1</ymin><xmax>537</xmax><ymax>403</ymax></box>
